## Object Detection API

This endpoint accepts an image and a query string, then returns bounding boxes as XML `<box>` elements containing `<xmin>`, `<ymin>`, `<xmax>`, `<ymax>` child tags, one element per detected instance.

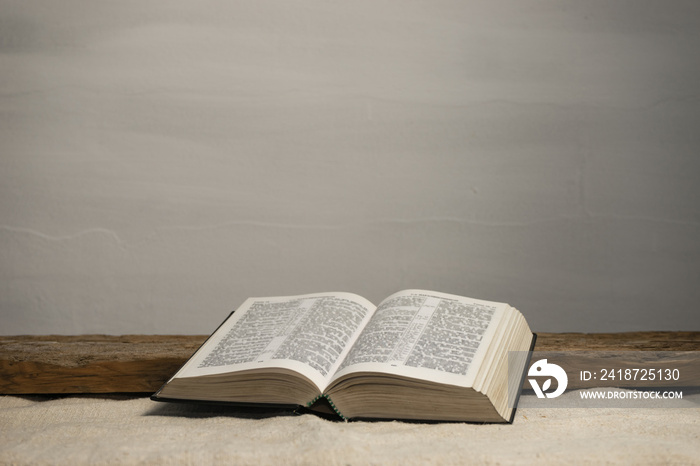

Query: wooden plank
<box><xmin>533</xmin><ymin>332</ymin><xmax>700</xmax><ymax>389</ymax></box>
<box><xmin>533</xmin><ymin>331</ymin><xmax>700</xmax><ymax>352</ymax></box>
<box><xmin>0</xmin><ymin>335</ymin><xmax>207</xmax><ymax>394</ymax></box>
<box><xmin>1</xmin><ymin>332</ymin><xmax>698</xmax><ymax>394</ymax></box>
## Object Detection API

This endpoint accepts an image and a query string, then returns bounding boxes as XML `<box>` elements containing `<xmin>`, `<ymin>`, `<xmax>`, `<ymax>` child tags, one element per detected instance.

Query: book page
<box><xmin>170</xmin><ymin>292</ymin><xmax>376</xmax><ymax>392</ymax></box>
<box><xmin>330</xmin><ymin>290</ymin><xmax>506</xmax><ymax>388</ymax></box>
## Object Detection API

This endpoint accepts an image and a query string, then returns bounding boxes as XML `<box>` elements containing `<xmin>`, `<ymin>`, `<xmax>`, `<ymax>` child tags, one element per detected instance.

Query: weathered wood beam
<box><xmin>1</xmin><ymin>332</ymin><xmax>698</xmax><ymax>394</ymax></box>
<box><xmin>0</xmin><ymin>335</ymin><xmax>207</xmax><ymax>394</ymax></box>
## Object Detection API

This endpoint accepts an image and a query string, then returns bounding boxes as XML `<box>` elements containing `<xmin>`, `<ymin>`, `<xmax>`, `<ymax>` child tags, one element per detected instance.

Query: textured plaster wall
<box><xmin>1</xmin><ymin>0</ymin><xmax>699</xmax><ymax>334</ymax></box>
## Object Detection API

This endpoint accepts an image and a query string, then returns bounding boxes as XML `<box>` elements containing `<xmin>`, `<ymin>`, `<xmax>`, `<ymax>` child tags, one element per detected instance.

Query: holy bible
<box><xmin>152</xmin><ymin>289</ymin><xmax>535</xmax><ymax>422</ymax></box>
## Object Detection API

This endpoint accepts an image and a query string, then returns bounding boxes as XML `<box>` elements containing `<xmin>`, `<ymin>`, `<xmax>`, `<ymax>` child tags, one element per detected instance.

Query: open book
<box><xmin>152</xmin><ymin>290</ymin><xmax>535</xmax><ymax>422</ymax></box>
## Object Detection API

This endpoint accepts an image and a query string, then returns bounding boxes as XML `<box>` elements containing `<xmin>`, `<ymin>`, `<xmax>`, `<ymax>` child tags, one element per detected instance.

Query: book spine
<box><xmin>307</xmin><ymin>394</ymin><xmax>347</xmax><ymax>421</ymax></box>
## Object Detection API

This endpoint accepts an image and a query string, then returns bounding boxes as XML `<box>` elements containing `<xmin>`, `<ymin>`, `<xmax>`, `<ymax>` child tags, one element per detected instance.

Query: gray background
<box><xmin>2</xmin><ymin>0</ymin><xmax>699</xmax><ymax>335</ymax></box>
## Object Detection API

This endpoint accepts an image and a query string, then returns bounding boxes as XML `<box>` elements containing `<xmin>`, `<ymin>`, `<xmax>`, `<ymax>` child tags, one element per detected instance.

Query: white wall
<box><xmin>2</xmin><ymin>0</ymin><xmax>699</xmax><ymax>334</ymax></box>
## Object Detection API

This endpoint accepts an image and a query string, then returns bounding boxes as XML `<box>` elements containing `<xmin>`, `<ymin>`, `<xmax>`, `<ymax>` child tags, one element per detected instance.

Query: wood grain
<box><xmin>0</xmin><ymin>335</ymin><xmax>207</xmax><ymax>394</ymax></box>
<box><xmin>1</xmin><ymin>332</ymin><xmax>698</xmax><ymax>394</ymax></box>
<box><xmin>533</xmin><ymin>331</ymin><xmax>700</xmax><ymax>352</ymax></box>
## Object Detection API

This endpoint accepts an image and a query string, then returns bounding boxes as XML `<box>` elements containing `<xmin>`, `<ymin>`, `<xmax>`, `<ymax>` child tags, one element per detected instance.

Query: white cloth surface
<box><xmin>1</xmin><ymin>391</ymin><xmax>699</xmax><ymax>465</ymax></box>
